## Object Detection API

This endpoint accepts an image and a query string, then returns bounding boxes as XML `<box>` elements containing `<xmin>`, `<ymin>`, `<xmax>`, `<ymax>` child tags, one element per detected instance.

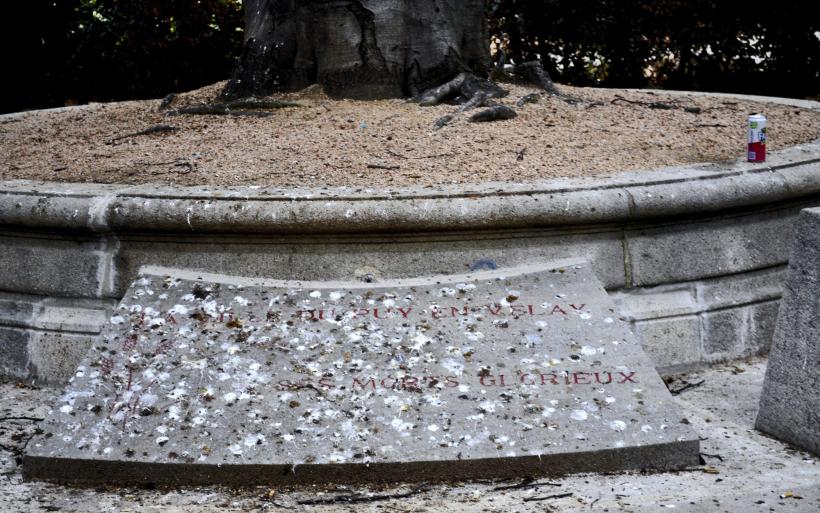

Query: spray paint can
<box><xmin>748</xmin><ymin>114</ymin><xmax>767</xmax><ymax>162</ymax></box>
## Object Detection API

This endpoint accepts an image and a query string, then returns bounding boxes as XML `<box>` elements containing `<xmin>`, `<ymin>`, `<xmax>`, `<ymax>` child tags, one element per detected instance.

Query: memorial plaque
<box><xmin>25</xmin><ymin>261</ymin><xmax>699</xmax><ymax>486</ymax></box>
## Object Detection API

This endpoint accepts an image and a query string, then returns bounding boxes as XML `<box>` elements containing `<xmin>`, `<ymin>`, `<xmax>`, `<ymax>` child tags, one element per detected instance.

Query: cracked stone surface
<box><xmin>24</xmin><ymin>262</ymin><xmax>697</xmax><ymax>485</ymax></box>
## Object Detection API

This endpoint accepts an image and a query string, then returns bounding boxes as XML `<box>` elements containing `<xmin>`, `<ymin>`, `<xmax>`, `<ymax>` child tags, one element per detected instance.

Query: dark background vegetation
<box><xmin>2</xmin><ymin>0</ymin><xmax>818</xmax><ymax>113</ymax></box>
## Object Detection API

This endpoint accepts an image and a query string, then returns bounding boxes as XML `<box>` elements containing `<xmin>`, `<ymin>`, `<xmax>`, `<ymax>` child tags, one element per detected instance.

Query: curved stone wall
<box><xmin>2</xmin><ymin>94</ymin><xmax>819</xmax><ymax>384</ymax></box>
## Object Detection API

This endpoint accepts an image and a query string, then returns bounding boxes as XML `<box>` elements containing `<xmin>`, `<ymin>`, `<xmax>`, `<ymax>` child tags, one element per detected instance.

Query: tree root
<box><xmin>167</xmin><ymin>98</ymin><xmax>301</xmax><ymax>117</ymax></box>
<box><xmin>516</xmin><ymin>93</ymin><xmax>541</xmax><ymax>107</ymax></box>
<box><xmin>415</xmin><ymin>72</ymin><xmax>507</xmax><ymax>107</ymax></box>
<box><xmin>470</xmin><ymin>105</ymin><xmax>517</xmax><ymax>123</ymax></box>
<box><xmin>107</xmin><ymin>124</ymin><xmax>179</xmax><ymax>145</ymax></box>
<box><xmin>611</xmin><ymin>94</ymin><xmax>702</xmax><ymax>114</ymax></box>
<box><xmin>417</xmin><ymin>61</ymin><xmax>566</xmax><ymax>128</ymax></box>
<box><xmin>510</xmin><ymin>62</ymin><xmax>559</xmax><ymax>95</ymax></box>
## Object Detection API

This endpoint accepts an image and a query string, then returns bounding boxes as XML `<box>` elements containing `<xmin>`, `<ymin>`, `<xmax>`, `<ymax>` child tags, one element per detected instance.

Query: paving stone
<box><xmin>25</xmin><ymin>261</ymin><xmax>699</xmax><ymax>486</ymax></box>
<box><xmin>756</xmin><ymin>208</ymin><xmax>820</xmax><ymax>455</ymax></box>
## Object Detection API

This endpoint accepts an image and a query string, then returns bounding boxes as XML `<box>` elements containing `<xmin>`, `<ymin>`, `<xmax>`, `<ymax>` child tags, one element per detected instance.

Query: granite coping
<box><xmin>24</xmin><ymin>260</ymin><xmax>699</xmax><ymax>486</ymax></box>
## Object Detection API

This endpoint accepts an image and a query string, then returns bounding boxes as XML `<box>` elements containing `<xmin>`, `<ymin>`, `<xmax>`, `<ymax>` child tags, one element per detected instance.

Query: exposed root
<box><xmin>415</xmin><ymin>72</ymin><xmax>508</xmax><ymax>107</ymax></box>
<box><xmin>611</xmin><ymin>94</ymin><xmax>702</xmax><ymax>114</ymax></box>
<box><xmin>168</xmin><ymin>98</ymin><xmax>301</xmax><ymax>117</ymax></box>
<box><xmin>416</xmin><ymin>73</ymin><xmax>467</xmax><ymax>106</ymax></box>
<box><xmin>517</xmin><ymin>93</ymin><xmax>542</xmax><ymax>107</ymax></box>
<box><xmin>434</xmin><ymin>114</ymin><xmax>454</xmax><ymax>130</ymax></box>
<box><xmin>417</xmin><ymin>61</ymin><xmax>562</xmax><ymax>128</ymax></box>
<box><xmin>158</xmin><ymin>93</ymin><xmax>178</xmax><ymax>112</ymax></box>
<box><xmin>107</xmin><ymin>124</ymin><xmax>179</xmax><ymax>145</ymax></box>
<box><xmin>470</xmin><ymin>105</ymin><xmax>517</xmax><ymax>123</ymax></box>
<box><xmin>510</xmin><ymin>62</ymin><xmax>560</xmax><ymax>95</ymax></box>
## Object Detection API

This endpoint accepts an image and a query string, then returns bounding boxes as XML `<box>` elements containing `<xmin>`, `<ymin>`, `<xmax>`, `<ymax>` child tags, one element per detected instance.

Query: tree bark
<box><xmin>223</xmin><ymin>0</ymin><xmax>491</xmax><ymax>100</ymax></box>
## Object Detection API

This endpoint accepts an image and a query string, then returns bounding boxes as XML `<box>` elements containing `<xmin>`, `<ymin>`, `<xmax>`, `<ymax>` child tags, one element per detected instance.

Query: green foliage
<box><xmin>2</xmin><ymin>0</ymin><xmax>243</xmax><ymax>113</ymax></box>
<box><xmin>489</xmin><ymin>0</ymin><xmax>820</xmax><ymax>98</ymax></box>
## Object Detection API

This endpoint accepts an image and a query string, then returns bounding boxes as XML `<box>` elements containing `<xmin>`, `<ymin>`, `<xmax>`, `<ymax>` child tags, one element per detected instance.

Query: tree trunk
<box><xmin>223</xmin><ymin>0</ymin><xmax>491</xmax><ymax>100</ymax></box>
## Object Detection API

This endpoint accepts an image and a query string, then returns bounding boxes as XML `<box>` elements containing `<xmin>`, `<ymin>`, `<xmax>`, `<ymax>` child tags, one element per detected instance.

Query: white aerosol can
<box><xmin>748</xmin><ymin>114</ymin><xmax>767</xmax><ymax>162</ymax></box>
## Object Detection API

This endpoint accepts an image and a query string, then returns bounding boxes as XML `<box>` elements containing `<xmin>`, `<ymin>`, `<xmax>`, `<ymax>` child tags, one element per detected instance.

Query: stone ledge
<box><xmin>1</xmin><ymin>149</ymin><xmax>818</xmax><ymax>234</ymax></box>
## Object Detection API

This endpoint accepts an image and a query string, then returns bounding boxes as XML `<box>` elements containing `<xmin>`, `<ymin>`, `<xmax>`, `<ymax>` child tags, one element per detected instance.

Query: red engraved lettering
<box><xmin>573</xmin><ymin>372</ymin><xmax>591</xmax><ymax>384</ymax></box>
<box><xmin>165</xmin><ymin>314</ymin><xmax>177</xmax><ymax>324</ymax></box>
<box><xmin>520</xmin><ymin>373</ymin><xmax>536</xmax><ymax>385</ymax></box>
<box><xmin>431</xmin><ymin>307</ymin><xmax>444</xmax><ymax>319</ymax></box>
<box><xmin>551</xmin><ymin>305</ymin><xmax>568</xmax><ymax>315</ymax></box>
<box><xmin>618</xmin><ymin>372</ymin><xmax>638</xmax><ymax>384</ymax></box>
<box><xmin>397</xmin><ymin>307</ymin><xmax>413</xmax><ymax>318</ymax></box>
<box><xmin>402</xmin><ymin>376</ymin><xmax>420</xmax><ymax>390</ymax></box>
<box><xmin>595</xmin><ymin>372</ymin><xmax>613</xmax><ymax>384</ymax></box>
<box><xmin>499</xmin><ymin>374</ymin><xmax>508</xmax><ymax>386</ymax></box>
<box><xmin>570</xmin><ymin>304</ymin><xmax>587</xmax><ymax>312</ymax></box>
<box><xmin>352</xmin><ymin>377</ymin><xmax>376</xmax><ymax>390</ymax></box>
<box><xmin>380</xmin><ymin>377</ymin><xmax>397</xmax><ymax>389</ymax></box>
<box><xmin>488</xmin><ymin>304</ymin><xmax>503</xmax><ymax>315</ymax></box>
<box><xmin>373</xmin><ymin>308</ymin><xmax>384</xmax><ymax>319</ymax></box>
<box><xmin>355</xmin><ymin>309</ymin><xmax>370</xmax><ymax>318</ymax></box>
<box><xmin>480</xmin><ymin>374</ymin><xmax>496</xmax><ymax>386</ymax></box>
<box><xmin>318</xmin><ymin>377</ymin><xmax>333</xmax><ymax>389</ymax></box>
<box><xmin>510</xmin><ymin>305</ymin><xmax>527</xmax><ymax>316</ymax></box>
<box><xmin>444</xmin><ymin>376</ymin><xmax>459</xmax><ymax>388</ymax></box>
<box><xmin>450</xmin><ymin>306</ymin><xmax>469</xmax><ymax>317</ymax></box>
<box><xmin>540</xmin><ymin>373</ymin><xmax>559</xmax><ymax>385</ymax></box>
<box><xmin>528</xmin><ymin>305</ymin><xmax>535</xmax><ymax>315</ymax></box>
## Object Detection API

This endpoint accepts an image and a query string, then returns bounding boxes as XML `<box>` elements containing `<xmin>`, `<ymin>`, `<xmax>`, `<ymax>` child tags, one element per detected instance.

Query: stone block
<box><xmin>113</xmin><ymin>229</ymin><xmax>627</xmax><ymax>296</ymax></box>
<box><xmin>34</xmin><ymin>303</ymin><xmax>111</xmax><ymax>334</ymax></box>
<box><xmin>614</xmin><ymin>286</ymin><xmax>698</xmax><ymax>322</ymax></box>
<box><xmin>626</xmin><ymin>207</ymin><xmax>797</xmax><ymax>287</ymax></box>
<box><xmin>0</xmin><ymin>327</ymin><xmax>30</xmax><ymax>380</ymax></box>
<box><xmin>0</xmin><ymin>233</ymin><xmax>108</xmax><ymax>298</ymax></box>
<box><xmin>27</xmin><ymin>332</ymin><xmax>96</xmax><ymax>385</ymax></box>
<box><xmin>631</xmin><ymin>316</ymin><xmax>701</xmax><ymax>372</ymax></box>
<box><xmin>697</xmin><ymin>266</ymin><xmax>785</xmax><ymax>311</ymax></box>
<box><xmin>0</xmin><ymin>292</ymin><xmax>36</xmax><ymax>328</ymax></box>
<box><xmin>746</xmin><ymin>300</ymin><xmax>780</xmax><ymax>355</ymax></box>
<box><xmin>756</xmin><ymin>208</ymin><xmax>820</xmax><ymax>455</ymax></box>
<box><xmin>701</xmin><ymin>309</ymin><xmax>744</xmax><ymax>358</ymax></box>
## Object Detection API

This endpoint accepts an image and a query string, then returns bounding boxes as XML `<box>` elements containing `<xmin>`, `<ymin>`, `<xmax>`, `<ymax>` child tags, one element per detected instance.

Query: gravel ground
<box><xmin>2</xmin><ymin>82</ymin><xmax>819</xmax><ymax>188</ymax></box>
<box><xmin>2</xmin><ymin>358</ymin><xmax>818</xmax><ymax>512</ymax></box>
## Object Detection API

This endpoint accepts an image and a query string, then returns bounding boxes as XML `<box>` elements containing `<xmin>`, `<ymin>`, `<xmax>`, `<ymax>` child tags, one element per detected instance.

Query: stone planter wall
<box><xmin>2</xmin><ymin>93</ymin><xmax>819</xmax><ymax>384</ymax></box>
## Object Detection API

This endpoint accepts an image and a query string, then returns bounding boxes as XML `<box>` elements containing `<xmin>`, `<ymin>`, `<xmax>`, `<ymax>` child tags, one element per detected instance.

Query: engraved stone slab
<box><xmin>756</xmin><ymin>208</ymin><xmax>820</xmax><ymax>455</ymax></box>
<box><xmin>25</xmin><ymin>261</ymin><xmax>699</xmax><ymax>486</ymax></box>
